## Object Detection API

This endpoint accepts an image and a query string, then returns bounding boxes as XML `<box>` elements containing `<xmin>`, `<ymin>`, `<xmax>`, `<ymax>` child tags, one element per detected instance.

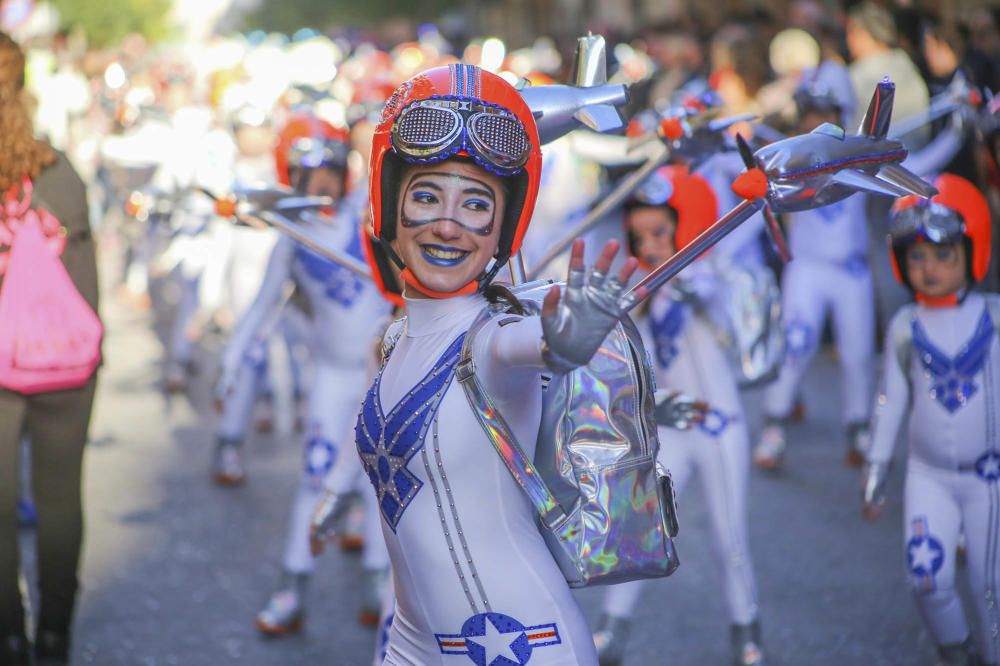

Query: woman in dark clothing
<box><xmin>0</xmin><ymin>32</ymin><xmax>100</xmax><ymax>666</ymax></box>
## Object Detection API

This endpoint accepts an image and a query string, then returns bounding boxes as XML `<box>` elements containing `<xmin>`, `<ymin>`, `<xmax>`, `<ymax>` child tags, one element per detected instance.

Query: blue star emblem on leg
<box><xmin>305</xmin><ymin>437</ymin><xmax>337</xmax><ymax>477</ymax></box>
<box><xmin>783</xmin><ymin>320</ymin><xmax>814</xmax><ymax>359</ymax></box>
<box><xmin>977</xmin><ymin>451</ymin><xmax>1000</xmax><ymax>482</ymax></box>
<box><xmin>906</xmin><ymin>517</ymin><xmax>944</xmax><ymax>592</ymax></box>
<box><xmin>435</xmin><ymin>612</ymin><xmax>561</xmax><ymax>665</ymax></box>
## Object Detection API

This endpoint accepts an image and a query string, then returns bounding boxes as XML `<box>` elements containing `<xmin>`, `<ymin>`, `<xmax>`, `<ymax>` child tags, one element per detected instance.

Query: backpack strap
<box><xmin>379</xmin><ymin>317</ymin><xmax>407</xmax><ymax>365</ymax></box>
<box><xmin>986</xmin><ymin>295</ymin><xmax>1000</xmax><ymax>338</ymax></box>
<box><xmin>891</xmin><ymin>303</ymin><xmax>918</xmax><ymax>377</ymax></box>
<box><xmin>455</xmin><ymin>311</ymin><xmax>568</xmax><ymax>531</ymax></box>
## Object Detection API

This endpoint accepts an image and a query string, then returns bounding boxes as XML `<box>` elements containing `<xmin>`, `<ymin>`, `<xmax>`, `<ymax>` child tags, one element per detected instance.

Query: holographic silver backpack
<box><xmin>455</xmin><ymin>281</ymin><xmax>680</xmax><ymax>588</ymax></box>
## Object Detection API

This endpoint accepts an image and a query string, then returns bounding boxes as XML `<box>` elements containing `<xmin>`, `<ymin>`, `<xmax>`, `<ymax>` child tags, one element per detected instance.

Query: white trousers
<box><xmin>904</xmin><ymin>459</ymin><xmax>1000</xmax><ymax>662</ymax></box>
<box><xmin>764</xmin><ymin>258</ymin><xmax>875</xmax><ymax>425</ymax></box>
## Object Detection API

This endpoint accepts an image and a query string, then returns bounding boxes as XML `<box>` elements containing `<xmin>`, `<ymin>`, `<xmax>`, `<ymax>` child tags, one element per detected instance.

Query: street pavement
<box><xmin>19</xmin><ymin>260</ymin><xmax>958</xmax><ymax>666</ymax></box>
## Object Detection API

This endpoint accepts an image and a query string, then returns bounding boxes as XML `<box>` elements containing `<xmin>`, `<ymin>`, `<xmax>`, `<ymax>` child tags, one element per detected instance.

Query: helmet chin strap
<box><xmin>915</xmin><ymin>286</ymin><xmax>969</xmax><ymax>308</ymax></box>
<box><xmin>380</xmin><ymin>238</ymin><xmax>506</xmax><ymax>300</ymax></box>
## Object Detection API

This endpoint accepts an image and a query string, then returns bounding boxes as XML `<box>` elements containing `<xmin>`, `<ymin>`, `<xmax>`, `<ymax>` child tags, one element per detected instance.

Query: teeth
<box><xmin>424</xmin><ymin>246</ymin><xmax>467</xmax><ymax>260</ymax></box>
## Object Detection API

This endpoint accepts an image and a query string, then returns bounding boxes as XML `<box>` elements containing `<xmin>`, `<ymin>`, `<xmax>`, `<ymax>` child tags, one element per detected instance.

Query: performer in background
<box><xmin>862</xmin><ymin>174</ymin><xmax>999</xmax><ymax>666</ymax></box>
<box><xmin>753</xmin><ymin>69</ymin><xmax>875</xmax><ymax>470</ymax></box>
<box><xmin>213</xmin><ymin>112</ymin><xmax>392</xmax><ymax>635</ymax></box>
<box><xmin>593</xmin><ymin>167</ymin><xmax>763</xmax><ymax>666</ymax></box>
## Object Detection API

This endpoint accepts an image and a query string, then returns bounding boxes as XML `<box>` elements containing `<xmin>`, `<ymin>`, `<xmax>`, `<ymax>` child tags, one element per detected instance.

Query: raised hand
<box><xmin>540</xmin><ymin>239</ymin><xmax>646</xmax><ymax>374</ymax></box>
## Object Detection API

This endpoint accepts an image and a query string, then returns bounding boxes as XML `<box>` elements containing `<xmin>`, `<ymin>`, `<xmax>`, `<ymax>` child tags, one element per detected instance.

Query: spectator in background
<box><xmin>965</xmin><ymin>8</ymin><xmax>1000</xmax><ymax>92</ymax></box>
<box><xmin>629</xmin><ymin>20</ymin><xmax>707</xmax><ymax>114</ymax></box>
<box><xmin>846</xmin><ymin>1</ymin><xmax>929</xmax><ymax>146</ymax></box>
<box><xmin>711</xmin><ymin>23</ymin><xmax>770</xmax><ymax>121</ymax></box>
<box><xmin>921</xmin><ymin>15</ymin><xmax>985</xmax><ymax>187</ymax></box>
<box><xmin>0</xmin><ymin>32</ymin><xmax>100</xmax><ymax>666</ymax></box>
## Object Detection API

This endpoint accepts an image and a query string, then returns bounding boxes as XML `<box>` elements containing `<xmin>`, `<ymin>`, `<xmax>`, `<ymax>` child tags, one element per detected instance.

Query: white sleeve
<box><xmin>475</xmin><ymin>314</ymin><xmax>546</xmax><ymax>373</ymax></box>
<box><xmin>220</xmin><ymin>235</ymin><xmax>294</xmax><ymax>374</ymax></box>
<box><xmin>900</xmin><ymin>119</ymin><xmax>964</xmax><ymax>177</ymax></box>
<box><xmin>567</xmin><ymin>130</ymin><xmax>661</xmax><ymax>166</ymax></box>
<box><xmin>867</xmin><ymin>310</ymin><xmax>913</xmax><ymax>465</ymax></box>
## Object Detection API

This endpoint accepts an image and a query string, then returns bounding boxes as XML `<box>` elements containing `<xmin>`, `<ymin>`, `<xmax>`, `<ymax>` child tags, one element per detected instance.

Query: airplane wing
<box><xmin>574</xmin><ymin>104</ymin><xmax>626</xmax><ymax>135</ymax></box>
<box><xmin>831</xmin><ymin>169</ymin><xmax>911</xmax><ymax>197</ymax></box>
<box><xmin>877</xmin><ymin>163</ymin><xmax>938</xmax><ymax>198</ymax></box>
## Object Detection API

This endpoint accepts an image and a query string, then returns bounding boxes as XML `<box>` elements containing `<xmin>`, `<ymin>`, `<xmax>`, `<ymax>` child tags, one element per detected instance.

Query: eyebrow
<box><xmin>406</xmin><ymin>172</ymin><xmax>497</xmax><ymax>201</ymax></box>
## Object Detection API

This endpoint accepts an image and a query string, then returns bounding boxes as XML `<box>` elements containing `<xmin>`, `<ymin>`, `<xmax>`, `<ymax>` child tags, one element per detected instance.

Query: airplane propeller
<box><xmin>734</xmin><ymin>133</ymin><xmax>792</xmax><ymax>263</ymax></box>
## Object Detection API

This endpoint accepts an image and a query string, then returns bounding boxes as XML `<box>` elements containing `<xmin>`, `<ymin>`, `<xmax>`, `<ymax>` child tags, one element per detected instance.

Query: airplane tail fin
<box><xmin>859</xmin><ymin>78</ymin><xmax>895</xmax><ymax>139</ymax></box>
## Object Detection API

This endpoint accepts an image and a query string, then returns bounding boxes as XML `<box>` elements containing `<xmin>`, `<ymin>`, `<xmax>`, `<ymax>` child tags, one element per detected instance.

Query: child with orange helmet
<box><xmin>594</xmin><ymin>166</ymin><xmax>764</xmax><ymax>666</ymax></box>
<box><xmin>863</xmin><ymin>173</ymin><xmax>999</xmax><ymax>666</ymax></box>
<box><xmin>212</xmin><ymin>107</ymin><xmax>395</xmax><ymax>636</ymax></box>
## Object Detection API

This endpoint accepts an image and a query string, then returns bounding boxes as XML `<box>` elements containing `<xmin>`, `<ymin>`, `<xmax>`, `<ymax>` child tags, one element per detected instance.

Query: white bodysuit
<box><xmin>602</xmin><ymin>268</ymin><xmax>759</xmax><ymax>626</ymax></box>
<box><xmin>869</xmin><ymin>293</ymin><xmax>1000</xmax><ymax>661</ymax></box>
<box><xmin>360</xmin><ymin>293</ymin><xmax>597</xmax><ymax>666</ymax></box>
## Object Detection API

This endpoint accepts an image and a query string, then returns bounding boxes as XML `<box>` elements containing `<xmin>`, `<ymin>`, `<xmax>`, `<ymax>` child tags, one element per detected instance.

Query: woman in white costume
<box><xmin>593</xmin><ymin>166</ymin><xmax>762</xmax><ymax>666</ymax></box>
<box><xmin>311</xmin><ymin>64</ymin><xmax>647</xmax><ymax>666</ymax></box>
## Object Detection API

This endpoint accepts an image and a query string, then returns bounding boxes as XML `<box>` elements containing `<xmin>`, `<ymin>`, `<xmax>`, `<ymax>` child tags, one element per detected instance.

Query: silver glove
<box><xmin>541</xmin><ymin>264</ymin><xmax>634</xmax><ymax>374</ymax></box>
<box><xmin>862</xmin><ymin>461</ymin><xmax>890</xmax><ymax>510</ymax></box>
<box><xmin>654</xmin><ymin>390</ymin><xmax>708</xmax><ymax>430</ymax></box>
<box><xmin>309</xmin><ymin>490</ymin><xmax>351</xmax><ymax>555</ymax></box>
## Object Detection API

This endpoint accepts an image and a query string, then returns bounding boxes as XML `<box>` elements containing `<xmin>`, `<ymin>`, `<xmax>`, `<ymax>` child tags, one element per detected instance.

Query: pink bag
<box><xmin>0</xmin><ymin>179</ymin><xmax>102</xmax><ymax>394</ymax></box>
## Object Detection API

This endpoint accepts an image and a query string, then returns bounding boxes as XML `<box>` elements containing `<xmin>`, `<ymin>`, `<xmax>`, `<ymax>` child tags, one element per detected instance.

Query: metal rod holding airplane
<box><xmin>241</xmin><ymin>209</ymin><xmax>373</xmax><ymax>281</ymax></box>
<box><xmin>623</xmin><ymin>198</ymin><xmax>764</xmax><ymax>311</ymax></box>
<box><xmin>507</xmin><ymin>252</ymin><xmax>527</xmax><ymax>285</ymax></box>
<box><xmin>527</xmin><ymin>142</ymin><xmax>671</xmax><ymax>280</ymax></box>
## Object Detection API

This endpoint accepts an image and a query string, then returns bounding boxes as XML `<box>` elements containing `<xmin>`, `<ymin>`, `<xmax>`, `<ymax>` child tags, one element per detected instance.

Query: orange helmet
<box><xmin>368</xmin><ymin>64</ymin><xmax>542</xmax><ymax>298</ymax></box>
<box><xmin>275</xmin><ymin>111</ymin><xmax>351</xmax><ymax>189</ymax></box>
<box><xmin>624</xmin><ymin>165</ymin><xmax>719</xmax><ymax>269</ymax></box>
<box><xmin>889</xmin><ymin>173</ymin><xmax>991</xmax><ymax>287</ymax></box>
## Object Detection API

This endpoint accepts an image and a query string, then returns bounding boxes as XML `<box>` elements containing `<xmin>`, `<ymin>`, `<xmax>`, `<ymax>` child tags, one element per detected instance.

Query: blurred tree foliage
<box><xmin>50</xmin><ymin>0</ymin><xmax>172</xmax><ymax>48</ymax></box>
<box><xmin>243</xmin><ymin>0</ymin><xmax>456</xmax><ymax>33</ymax></box>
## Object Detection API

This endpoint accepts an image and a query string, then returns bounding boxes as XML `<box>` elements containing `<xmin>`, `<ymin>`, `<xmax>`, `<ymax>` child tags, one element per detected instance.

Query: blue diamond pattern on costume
<box><xmin>435</xmin><ymin>612</ymin><xmax>561</xmax><ymax>666</ymax></box>
<box><xmin>355</xmin><ymin>333</ymin><xmax>466</xmax><ymax>532</ymax></box>
<box><xmin>295</xmin><ymin>228</ymin><xmax>365</xmax><ymax>307</ymax></box>
<box><xmin>649</xmin><ymin>300</ymin><xmax>686</xmax><ymax>369</ymax></box>
<box><xmin>912</xmin><ymin>309</ymin><xmax>995</xmax><ymax>413</ymax></box>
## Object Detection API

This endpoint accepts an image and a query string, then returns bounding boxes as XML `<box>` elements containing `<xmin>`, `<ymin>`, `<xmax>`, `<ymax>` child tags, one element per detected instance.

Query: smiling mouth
<box><xmin>421</xmin><ymin>244</ymin><xmax>470</xmax><ymax>267</ymax></box>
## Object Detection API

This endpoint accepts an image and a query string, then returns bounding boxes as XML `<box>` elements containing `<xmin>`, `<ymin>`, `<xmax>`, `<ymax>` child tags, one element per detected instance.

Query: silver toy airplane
<box><xmin>747</xmin><ymin>77</ymin><xmax>938</xmax><ymax>214</ymax></box>
<box><xmin>517</xmin><ymin>34</ymin><xmax>629</xmax><ymax>144</ymax></box>
<box><xmin>623</xmin><ymin>77</ymin><xmax>937</xmax><ymax>309</ymax></box>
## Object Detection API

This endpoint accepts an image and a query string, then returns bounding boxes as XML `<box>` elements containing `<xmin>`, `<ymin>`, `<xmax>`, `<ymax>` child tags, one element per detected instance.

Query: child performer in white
<box><xmin>863</xmin><ymin>174</ymin><xmax>999</xmax><ymax>666</ymax></box>
<box><xmin>753</xmin><ymin>71</ymin><xmax>875</xmax><ymax>469</ymax></box>
<box><xmin>593</xmin><ymin>166</ymin><xmax>763</xmax><ymax>666</ymax></box>
<box><xmin>214</xmin><ymin>115</ymin><xmax>394</xmax><ymax>635</ymax></box>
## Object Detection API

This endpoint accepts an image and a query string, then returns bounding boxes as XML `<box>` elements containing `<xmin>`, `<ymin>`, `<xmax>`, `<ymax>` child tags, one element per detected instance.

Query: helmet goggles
<box><xmin>390</xmin><ymin>96</ymin><xmax>532</xmax><ymax>177</ymax></box>
<box><xmin>890</xmin><ymin>201</ymin><xmax>966</xmax><ymax>247</ymax></box>
<box><xmin>289</xmin><ymin>137</ymin><xmax>349</xmax><ymax>171</ymax></box>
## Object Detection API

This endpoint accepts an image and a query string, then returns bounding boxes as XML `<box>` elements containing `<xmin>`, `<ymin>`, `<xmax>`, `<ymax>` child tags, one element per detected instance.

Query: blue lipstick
<box><xmin>421</xmin><ymin>244</ymin><xmax>470</xmax><ymax>267</ymax></box>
